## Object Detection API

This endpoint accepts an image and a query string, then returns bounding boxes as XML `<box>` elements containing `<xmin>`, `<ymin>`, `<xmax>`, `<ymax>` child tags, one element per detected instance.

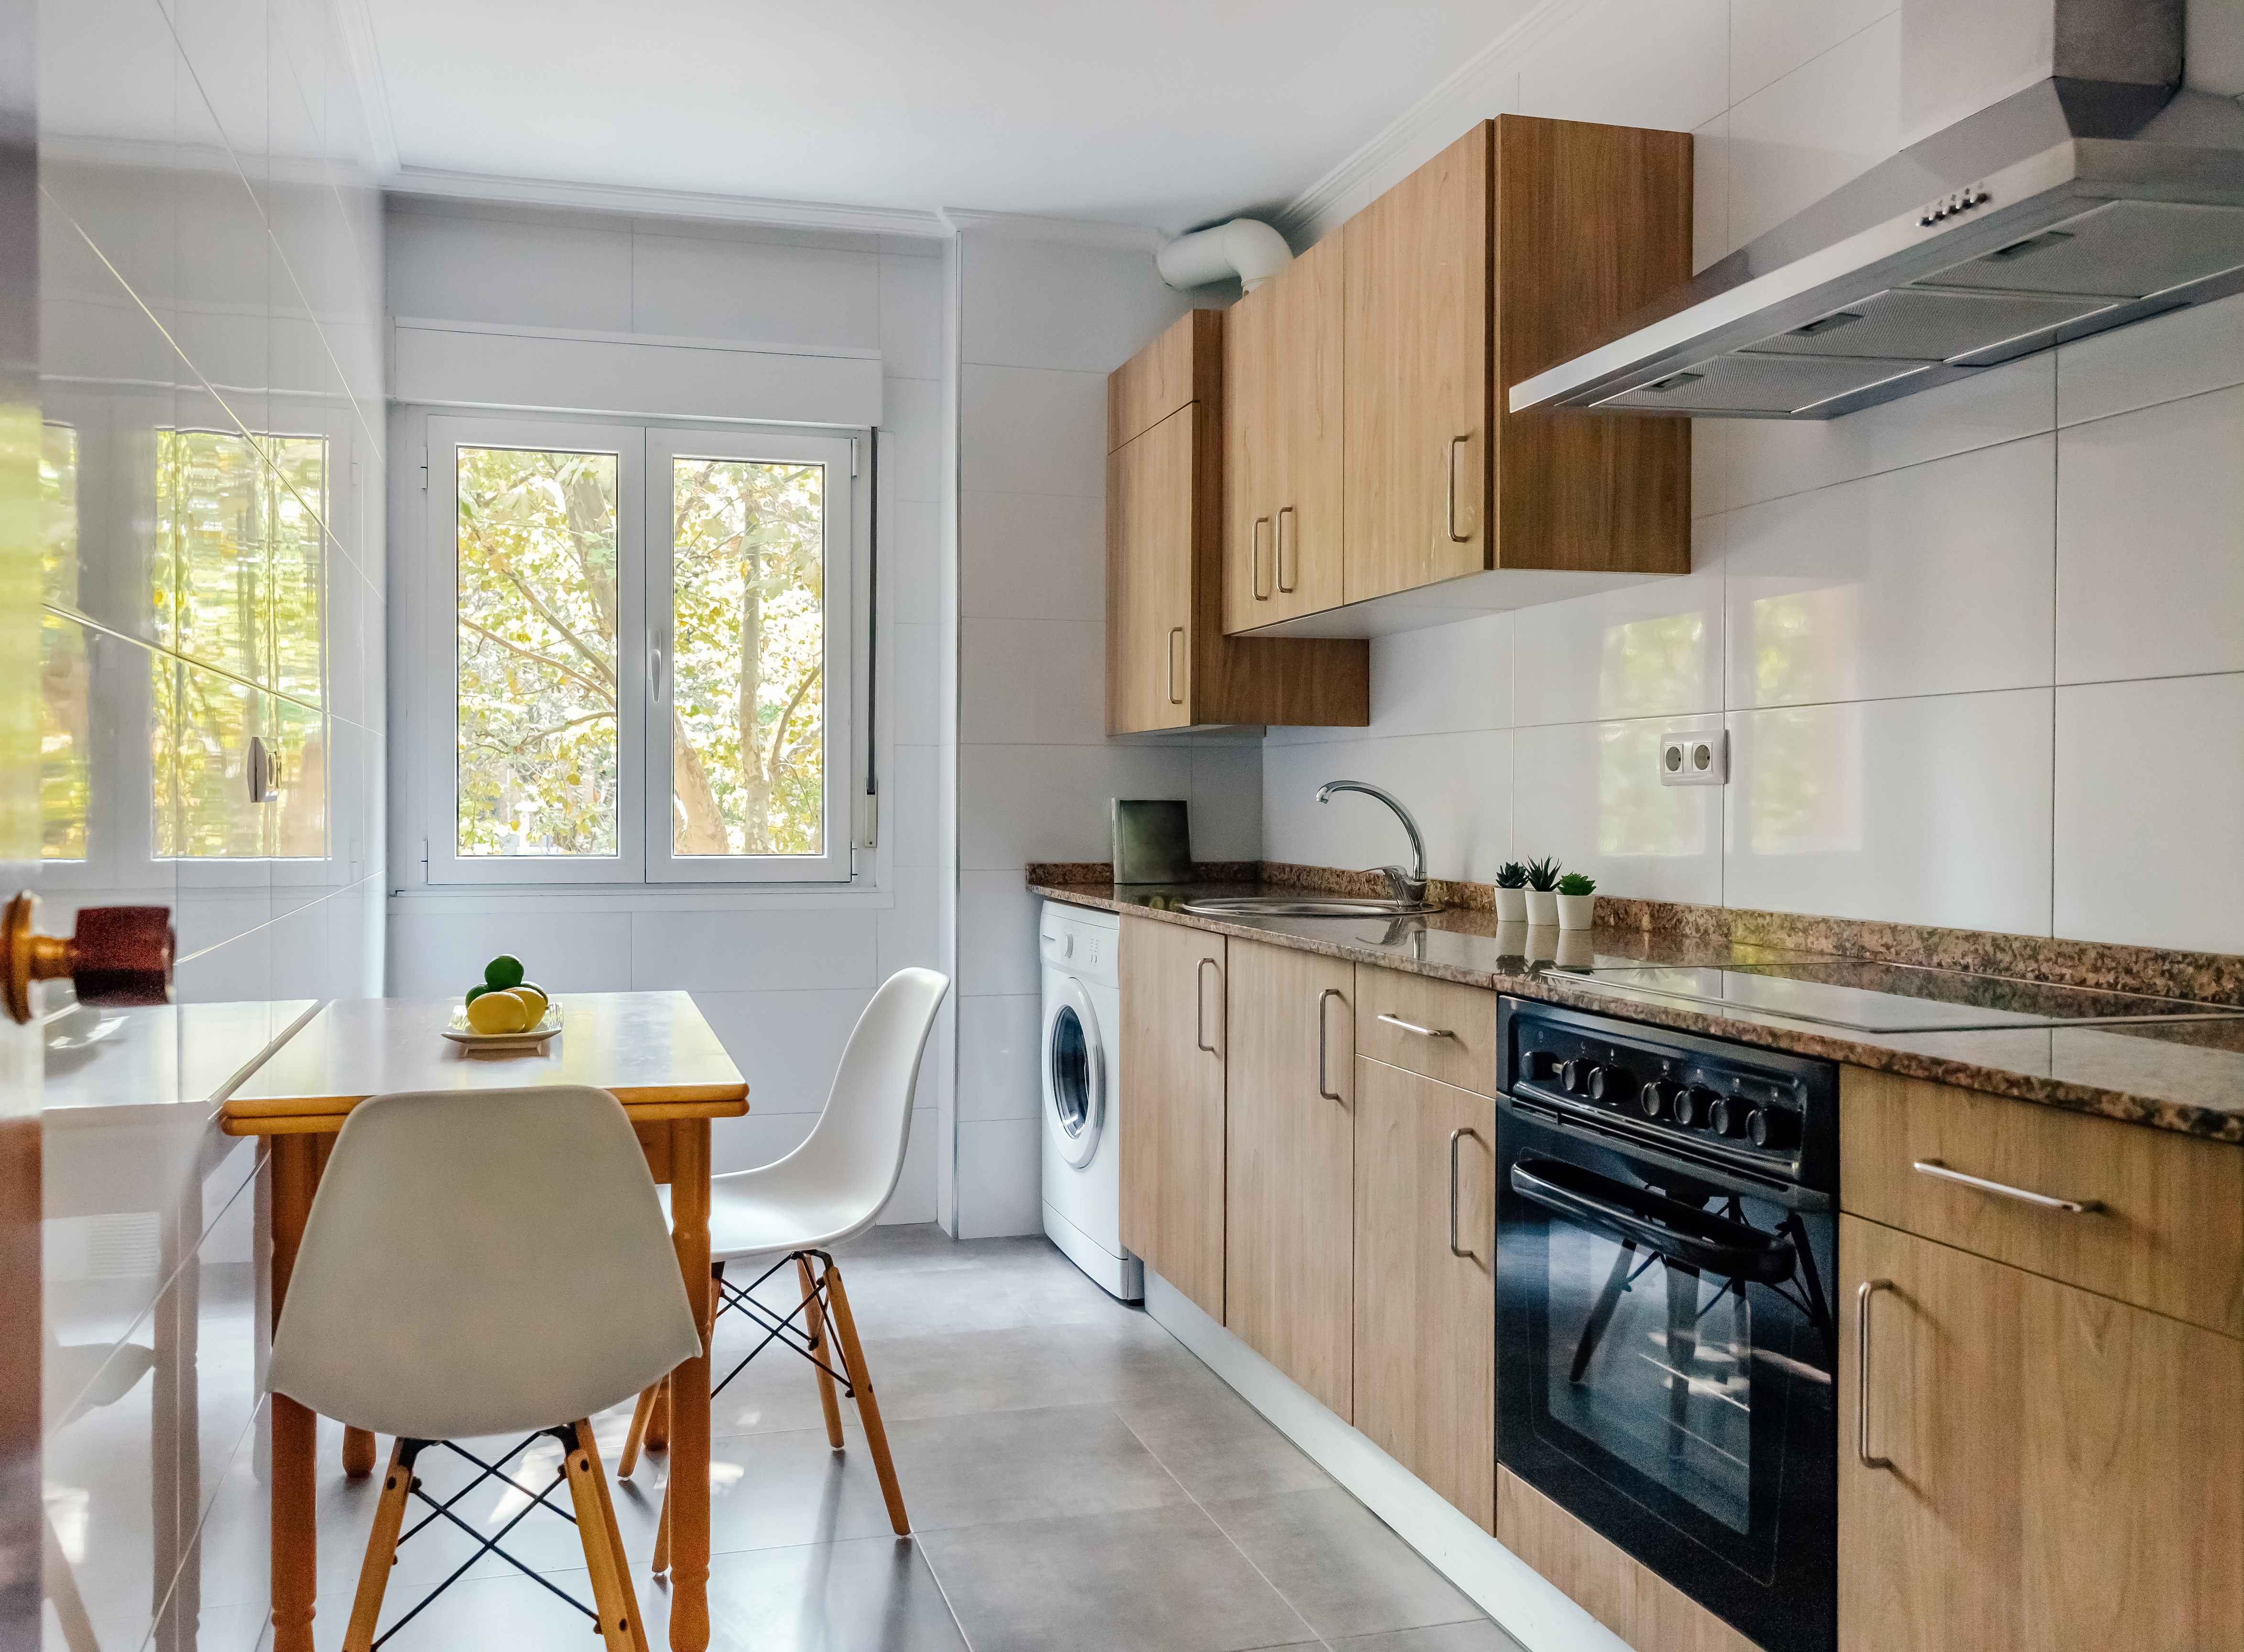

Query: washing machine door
<box><xmin>1043</xmin><ymin>975</ymin><xmax>1106</xmax><ymax>1169</ymax></box>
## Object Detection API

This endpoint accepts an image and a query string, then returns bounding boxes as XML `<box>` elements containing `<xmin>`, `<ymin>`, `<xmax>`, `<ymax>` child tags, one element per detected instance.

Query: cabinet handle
<box><xmin>1252</xmin><ymin>516</ymin><xmax>1273</xmax><ymax>600</ymax></box>
<box><xmin>1196</xmin><ymin>957</ymin><xmax>1220</xmax><ymax>1054</ymax></box>
<box><xmin>1445</xmin><ymin>435</ymin><xmax>1472</xmax><ymax>544</ymax></box>
<box><xmin>1856</xmin><ymin>1278</ymin><xmax>1894</xmax><ymax>1470</ymax></box>
<box><xmin>1449</xmin><ymin>1127</ymin><xmax>1478</xmax><ymax>1258</ymax></box>
<box><xmin>1376</xmin><ymin>1012</ymin><xmax>1454</xmax><ymax>1040</ymax></box>
<box><xmin>1167</xmin><ymin>627</ymin><xmax>1186</xmax><ymax>705</ymax></box>
<box><xmin>1276</xmin><ymin>506</ymin><xmax>1296</xmax><ymax>593</ymax></box>
<box><xmin>1317</xmin><ymin>987</ymin><xmax>1346</xmax><ymax>1102</ymax></box>
<box><xmin>1911</xmin><ymin>1159</ymin><xmax>2101</xmax><ymax>1214</ymax></box>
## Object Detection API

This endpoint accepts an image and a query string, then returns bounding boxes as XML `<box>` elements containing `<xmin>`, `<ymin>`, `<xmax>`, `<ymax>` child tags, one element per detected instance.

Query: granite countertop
<box><xmin>1030</xmin><ymin>877</ymin><xmax>2244</xmax><ymax>1143</ymax></box>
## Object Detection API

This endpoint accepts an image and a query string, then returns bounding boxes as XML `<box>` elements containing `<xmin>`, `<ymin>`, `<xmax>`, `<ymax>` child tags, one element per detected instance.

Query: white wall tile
<box><xmin>1513</xmin><ymin>716</ymin><xmax>1723</xmax><ymax>905</ymax></box>
<box><xmin>2057</xmin><ymin>383</ymin><xmax>2244</xmax><ymax>684</ymax></box>
<box><xmin>959</xmin><ymin>365</ymin><xmax>1107</xmax><ymax>498</ymax></box>
<box><xmin>1692</xmin><ymin>112</ymin><xmax>1732</xmax><ymax>272</ymax></box>
<box><xmin>956</xmin><ymin>1117</ymin><xmax>1042</xmax><ymax>1239</ymax></box>
<box><xmin>957</xmin><ymin>742</ymin><xmax>1194</xmax><ymax>869</ymax></box>
<box><xmin>887</xmin><ymin>743</ymin><xmax>939</xmax><ymax>869</ymax></box>
<box><xmin>1732</xmin><ymin>0</ymin><xmax>1899</xmax><ymax>105</ymax></box>
<box><xmin>878</xmin><ymin>251</ymin><xmax>946</xmax><ymax>381</ymax></box>
<box><xmin>1725</xmin><ymin>434</ymin><xmax>2055</xmax><ymax>706</ymax></box>
<box><xmin>957</xmin><ymin>871</ymin><xmax>1042</xmax><ymax>998</ymax></box>
<box><xmin>958</xmin><ymin>993</ymin><xmax>1041</xmax><ymax>1123</ymax></box>
<box><xmin>628</xmin><ymin>232</ymin><xmax>880</xmax><ymax>348</ymax></box>
<box><xmin>2056</xmin><ymin>288</ymin><xmax>2244</xmax><ymax>428</ymax></box>
<box><xmin>882</xmin><ymin>375</ymin><xmax>944</xmax><ymax>504</ymax></box>
<box><xmin>959</xmin><ymin>618</ymin><xmax>1106</xmax><ymax>745</ymax></box>
<box><xmin>1726</xmin><ymin>690</ymin><xmax>2054</xmax><ymax>933</ymax></box>
<box><xmin>878</xmin><ymin>865</ymin><xmax>942</xmax><ymax>978</ymax></box>
<box><xmin>1370</xmin><ymin>612</ymin><xmax>1513</xmax><ymax>736</ymax></box>
<box><xmin>710</xmin><ymin>1109</ymin><xmax>817</xmax><ymax>1178</ymax></box>
<box><xmin>889</xmin><ymin>623</ymin><xmax>942</xmax><ymax>746</ymax></box>
<box><xmin>689</xmin><ymin>987</ymin><xmax>872</xmax><ymax>1116</ymax></box>
<box><xmin>959</xmin><ymin>234</ymin><xmax>1192</xmax><ymax>374</ymax></box>
<box><xmin>2055</xmin><ymin>674</ymin><xmax>2244</xmax><ymax>954</ymax></box>
<box><xmin>884</xmin><ymin>498</ymin><xmax>944</xmax><ymax>627</ymax></box>
<box><xmin>1189</xmin><ymin>741</ymin><xmax>1265</xmax><ymax>862</ymax></box>
<box><xmin>1264</xmin><ymin>730</ymin><xmax>1512</xmax><ymax>883</ymax></box>
<box><xmin>1727</xmin><ymin>12</ymin><xmax>1903</xmax><ymax>248</ymax></box>
<box><xmin>1516</xmin><ymin>0</ymin><xmax>1730</xmax><ymax>132</ymax></box>
<box><xmin>881</xmin><ymin>1108</ymin><xmax>940</xmax><ymax>1225</ymax></box>
<box><xmin>629</xmin><ymin>909</ymin><xmax>877</xmax><ymax>993</ymax></box>
<box><xmin>1515</xmin><ymin>522</ymin><xmax>1723</xmax><ymax>728</ymax></box>
<box><xmin>385</xmin><ymin>907</ymin><xmax>636</xmax><ymax>996</ymax></box>
<box><xmin>959</xmin><ymin>490</ymin><xmax>1105</xmax><ymax>622</ymax></box>
<box><xmin>386</xmin><ymin>210</ymin><xmax>634</xmax><ymax>331</ymax></box>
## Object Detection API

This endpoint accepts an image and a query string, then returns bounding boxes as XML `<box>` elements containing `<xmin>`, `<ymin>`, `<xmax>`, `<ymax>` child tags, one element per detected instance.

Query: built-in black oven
<box><xmin>1496</xmin><ymin>1000</ymin><xmax>1838</xmax><ymax>1652</ymax></box>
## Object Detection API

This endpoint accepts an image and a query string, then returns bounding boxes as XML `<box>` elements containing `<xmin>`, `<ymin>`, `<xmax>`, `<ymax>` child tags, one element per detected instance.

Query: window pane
<box><xmin>455</xmin><ymin>446</ymin><xmax>620</xmax><ymax>858</ymax></box>
<box><xmin>670</xmin><ymin>457</ymin><xmax>824</xmax><ymax>856</ymax></box>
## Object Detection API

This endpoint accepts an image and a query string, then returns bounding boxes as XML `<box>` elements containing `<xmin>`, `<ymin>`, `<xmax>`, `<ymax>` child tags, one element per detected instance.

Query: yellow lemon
<box><xmin>512</xmin><ymin>983</ymin><xmax>549</xmax><ymax>1024</ymax></box>
<box><xmin>466</xmin><ymin>990</ymin><xmax>530</xmax><ymax>1034</ymax></box>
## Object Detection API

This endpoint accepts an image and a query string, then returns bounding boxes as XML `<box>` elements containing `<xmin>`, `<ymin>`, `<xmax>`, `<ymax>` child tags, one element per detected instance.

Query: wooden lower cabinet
<box><xmin>1839</xmin><ymin>1214</ymin><xmax>2244</xmax><ymax>1652</ymax></box>
<box><xmin>1352</xmin><ymin>1056</ymin><xmax>1494</xmax><ymax>1531</ymax></box>
<box><xmin>1225</xmin><ymin>936</ymin><xmax>1355</xmax><ymax>1418</ymax></box>
<box><xmin>1117</xmin><ymin>915</ymin><xmax>1226</xmax><ymax>1322</ymax></box>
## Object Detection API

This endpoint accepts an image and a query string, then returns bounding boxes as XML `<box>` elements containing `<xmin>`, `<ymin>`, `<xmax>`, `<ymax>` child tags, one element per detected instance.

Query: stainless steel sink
<box><xmin>1179</xmin><ymin>895</ymin><xmax>1442</xmax><ymax>919</ymax></box>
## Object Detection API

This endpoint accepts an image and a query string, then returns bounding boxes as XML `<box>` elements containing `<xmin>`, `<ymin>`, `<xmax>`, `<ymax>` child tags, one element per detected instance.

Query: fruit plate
<box><xmin>442</xmin><ymin>1001</ymin><xmax>564</xmax><ymax>1050</ymax></box>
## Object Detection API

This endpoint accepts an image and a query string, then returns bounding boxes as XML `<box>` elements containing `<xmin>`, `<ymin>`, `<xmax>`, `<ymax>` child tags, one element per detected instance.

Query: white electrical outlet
<box><xmin>1659</xmin><ymin>729</ymin><xmax>1728</xmax><ymax>786</ymax></box>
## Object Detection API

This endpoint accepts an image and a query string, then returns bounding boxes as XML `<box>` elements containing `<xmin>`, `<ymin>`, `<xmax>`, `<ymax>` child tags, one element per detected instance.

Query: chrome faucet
<box><xmin>1315</xmin><ymin>781</ymin><xmax>1429</xmax><ymax>907</ymax></box>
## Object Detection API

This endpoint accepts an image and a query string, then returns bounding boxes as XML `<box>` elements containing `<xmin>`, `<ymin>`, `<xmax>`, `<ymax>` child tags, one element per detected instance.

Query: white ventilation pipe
<box><xmin>1156</xmin><ymin>218</ymin><xmax>1294</xmax><ymax>293</ymax></box>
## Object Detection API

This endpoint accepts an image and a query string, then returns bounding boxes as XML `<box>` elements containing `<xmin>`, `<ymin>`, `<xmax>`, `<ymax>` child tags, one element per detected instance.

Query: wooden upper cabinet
<box><xmin>1226</xmin><ymin>235</ymin><xmax>1344</xmax><ymax>633</ymax></box>
<box><xmin>1310</xmin><ymin>115</ymin><xmax>1690</xmax><ymax>625</ymax></box>
<box><xmin>1106</xmin><ymin>310</ymin><xmax>1367</xmax><ymax>734</ymax></box>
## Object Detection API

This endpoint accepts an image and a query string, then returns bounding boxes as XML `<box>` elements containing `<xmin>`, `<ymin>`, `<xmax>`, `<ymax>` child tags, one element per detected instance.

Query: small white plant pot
<box><xmin>1524</xmin><ymin>889</ymin><xmax>1559</xmax><ymax>925</ymax></box>
<box><xmin>1556</xmin><ymin>892</ymin><xmax>1596</xmax><ymax>931</ymax></box>
<box><xmin>1494</xmin><ymin>887</ymin><xmax>1528</xmax><ymax>922</ymax></box>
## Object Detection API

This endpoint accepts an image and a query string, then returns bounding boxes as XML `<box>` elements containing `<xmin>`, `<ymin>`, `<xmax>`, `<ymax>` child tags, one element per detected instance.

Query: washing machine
<box><xmin>1039</xmin><ymin>901</ymin><xmax>1143</xmax><ymax>1301</ymax></box>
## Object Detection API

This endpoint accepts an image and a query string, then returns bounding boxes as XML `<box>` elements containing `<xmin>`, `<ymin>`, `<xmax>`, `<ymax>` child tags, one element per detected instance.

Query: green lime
<box><xmin>484</xmin><ymin>954</ymin><xmax>524</xmax><ymax>990</ymax></box>
<box><xmin>465</xmin><ymin>984</ymin><xmax>492</xmax><ymax>1005</ymax></box>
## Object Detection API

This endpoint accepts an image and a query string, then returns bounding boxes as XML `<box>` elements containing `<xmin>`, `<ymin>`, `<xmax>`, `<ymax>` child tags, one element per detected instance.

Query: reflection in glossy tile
<box><xmin>1512</xmin><ymin>717</ymin><xmax>1721</xmax><ymax>906</ymax></box>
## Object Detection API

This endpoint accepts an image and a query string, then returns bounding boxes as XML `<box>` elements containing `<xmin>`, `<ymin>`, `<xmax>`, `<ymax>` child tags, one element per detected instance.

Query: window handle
<box><xmin>248</xmin><ymin>736</ymin><xmax>272</xmax><ymax>804</ymax></box>
<box><xmin>649</xmin><ymin>630</ymin><xmax>667</xmax><ymax>702</ymax></box>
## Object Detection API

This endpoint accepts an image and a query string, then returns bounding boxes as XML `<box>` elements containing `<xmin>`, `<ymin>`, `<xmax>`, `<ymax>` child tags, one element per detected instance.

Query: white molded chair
<box><xmin>268</xmin><ymin>1085</ymin><xmax>701</xmax><ymax>1652</ymax></box>
<box><xmin>622</xmin><ymin>967</ymin><xmax>948</xmax><ymax>1543</ymax></box>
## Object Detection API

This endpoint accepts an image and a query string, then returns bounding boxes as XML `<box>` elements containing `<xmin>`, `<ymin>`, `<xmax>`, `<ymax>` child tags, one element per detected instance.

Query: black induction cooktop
<box><xmin>1552</xmin><ymin>957</ymin><xmax>2244</xmax><ymax>1035</ymax></box>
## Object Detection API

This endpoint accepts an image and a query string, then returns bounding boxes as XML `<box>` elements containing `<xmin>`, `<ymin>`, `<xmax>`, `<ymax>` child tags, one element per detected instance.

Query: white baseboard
<box><xmin>1143</xmin><ymin>1270</ymin><xmax>1631</xmax><ymax>1652</ymax></box>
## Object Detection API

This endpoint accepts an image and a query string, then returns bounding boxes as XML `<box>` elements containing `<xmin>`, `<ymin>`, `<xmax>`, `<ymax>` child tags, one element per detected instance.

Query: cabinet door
<box><xmin>1840</xmin><ymin>1215</ymin><xmax>2244</xmax><ymax>1652</ymax></box>
<box><xmin>1265</xmin><ymin>235</ymin><xmax>1345</xmax><ymax>624</ymax></box>
<box><xmin>1354</xmin><ymin>1057</ymin><xmax>1495</xmax><ymax>1531</ymax></box>
<box><xmin>1226</xmin><ymin>936</ymin><xmax>1355</xmax><ymax>1418</ymax></box>
<box><xmin>1119</xmin><ymin>916</ymin><xmax>1225</xmax><ymax>1320</ymax></box>
<box><xmin>1223</xmin><ymin>274</ymin><xmax>1275</xmax><ymax>635</ymax></box>
<box><xmin>1105</xmin><ymin>407</ymin><xmax>1194</xmax><ymax>733</ymax></box>
<box><xmin>1342</xmin><ymin>122</ymin><xmax>1488</xmax><ymax>606</ymax></box>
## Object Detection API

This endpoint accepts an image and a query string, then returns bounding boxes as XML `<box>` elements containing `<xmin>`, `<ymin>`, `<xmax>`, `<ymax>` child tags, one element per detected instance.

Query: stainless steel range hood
<box><xmin>1512</xmin><ymin>0</ymin><xmax>2244</xmax><ymax>419</ymax></box>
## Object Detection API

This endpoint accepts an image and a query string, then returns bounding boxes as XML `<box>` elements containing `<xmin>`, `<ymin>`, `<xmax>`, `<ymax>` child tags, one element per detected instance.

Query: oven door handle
<box><xmin>1509</xmin><ymin>1157</ymin><xmax>1799</xmax><ymax>1283</ymax></box>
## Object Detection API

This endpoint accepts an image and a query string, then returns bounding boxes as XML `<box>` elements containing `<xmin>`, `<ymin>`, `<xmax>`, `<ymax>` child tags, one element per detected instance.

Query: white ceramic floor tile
<box><xmin>2055</xmin><ymin>674</ymin><xmax>2244</xmax><ymax>954</ymax></box>
<box><xmin>2057</xmin><ymin>382</ymin><xmax>2244</xmax><ymax>684</ymax></box>
<box><xmin>1724</xmin><ymin>434</ymin><xmax>2055</xmax><ymax>707</ymax></box>
<box><xmin>1511</xmin><ymin>716</ymin><xmax>1723</xmax><ymax>906</ymax></box>
<box><xmin>1726</xmin><ymin>690</ymin><xmax>2053</xmax><ymax>934</ymax></box>
<box><xmin>1515</xmin><ymin>522</ymin><xmax>1722</xmax><ymax>728</ymax></box>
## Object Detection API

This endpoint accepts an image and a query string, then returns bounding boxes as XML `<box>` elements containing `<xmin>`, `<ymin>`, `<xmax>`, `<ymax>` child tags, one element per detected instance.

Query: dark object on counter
<box><xmin>1111</xmin><ymin>800</ymin><xmax>1192</xmax><ymax>885</ymax></box>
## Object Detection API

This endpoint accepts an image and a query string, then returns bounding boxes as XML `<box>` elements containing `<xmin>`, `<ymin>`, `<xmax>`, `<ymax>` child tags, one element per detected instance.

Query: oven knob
<box><xmin>1709</xmin><ymin>1097</ymin><xmax>1752</xmax><ymax>1138</ymax></box>
<box><xmin>1586</xmin><ymin>1066</ymin><xmax>1626</xmax><ymax>1104</ymax></box>
<box><xmin>1638</xmin><ymin>1079</ymin><xmax>1680</xmax><ymax>1119</ymax></box>
<box><xmin>1673</xmin><ymin>1086</ymin><xmax>1718</xmax><ymax>1128</ymax></box>
<box><xmin>1558</xmin><ymin>1059</ymin><xmax>1592</xmax><ymax>1094</ymax></box>
<box><xmin>1749</xmin><ymin>1108</ymin><xmax>1800</xmax><ymax>1150</ymax></box>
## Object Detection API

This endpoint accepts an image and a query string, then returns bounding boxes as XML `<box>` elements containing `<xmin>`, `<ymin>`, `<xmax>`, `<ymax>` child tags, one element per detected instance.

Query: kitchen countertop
<box><xmin>1032</xmin><ymin>879</ymin><xmax>2244</xmax><ymax>1143</ymax></box>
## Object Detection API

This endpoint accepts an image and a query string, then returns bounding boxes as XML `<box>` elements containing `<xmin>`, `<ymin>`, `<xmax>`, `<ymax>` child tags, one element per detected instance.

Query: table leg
<box><xmin>667</xmin><ymin>1120</ymin><xmax>712</xmax><ymax>1652</ymax></box>
<box><xmin>268</xmin><ymin>1134</ymin><xmax>320</xmax><ymax>1652</ymax></box>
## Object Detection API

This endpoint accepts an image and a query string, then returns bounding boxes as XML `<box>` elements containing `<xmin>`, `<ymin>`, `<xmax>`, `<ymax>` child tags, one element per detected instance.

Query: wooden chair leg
<box><xmin>820</xmin><ymin>1259</ymin><xmax>909</xmax><ymax>1535</ymax></box>
<box><xmin>342</xmin><ymin>1439</ymin><xmax>414</xmax><ymax>1652</ymax></box>
<box><xmin>643</xmin><ymin>1375</ymin><xmax>670</xmax><ymax>1453</ymax></box>
<box><xmin>43</xmin><ymin>1511</ymin><xmax>101</xmax><ymax>1652</ymax></box>
<box><xmin>651</xmin><ymin>1468</ymin><xmax>672</xmax><ymax>1575</ymax></box>
<box><xmin>796</xmin><ymin>1253</ymin><xmax>845</xmax><ymax>1449</ymax></box>
<box><xmin>342</xmin><ymin>1425</ymin><xmax>378</xmax><ymax>1479</ymax></box>
<box><xmin>560</xmin><ymin>1421</ymin><xmax>643</xmax><ymax>1652</ymax></box>
<box><xmin>617</xmin><ymin>1382</ymin><xmax>661</xmax><ymax>1478</ymax></box>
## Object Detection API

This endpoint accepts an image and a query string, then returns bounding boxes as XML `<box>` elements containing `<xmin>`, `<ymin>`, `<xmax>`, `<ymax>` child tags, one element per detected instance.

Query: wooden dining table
<box><xmin>218</xmin><ymin>990</ymin><xmax>749</xmax><ymax>1652</ymax></box>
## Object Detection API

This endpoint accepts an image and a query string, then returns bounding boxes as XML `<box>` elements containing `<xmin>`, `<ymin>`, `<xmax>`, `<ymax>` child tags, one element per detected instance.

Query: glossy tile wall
<box><xmin>1264</xmin><ymin>0</ymin><xmax>2244</xmax><ymax>960</ymax></box>
<box><xmin>380</xmin><ymin>199</ymin><xmax>949</xmax><ymax>1216</ymax></box>
<box><xmin>951</xmin><ymin>229</ymin><xmax>1262</xmax><ymax>1238</ymax></box>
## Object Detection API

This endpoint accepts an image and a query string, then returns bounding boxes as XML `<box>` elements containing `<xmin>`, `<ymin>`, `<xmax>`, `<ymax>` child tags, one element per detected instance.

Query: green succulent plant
<box><xmin>1556</xmin><ymin>872</ymin><xmax>1596</xmax><ymax>897</ymax></box>
<box><xmin>1524</xmin><ymin>856</ymin><xmax>1561</xmax><ymax>892</ymax></box>
<box><xmin>1493</xmin><ymin>861</ymin><xmax>1528</xmax><ymax>889</ymax></box>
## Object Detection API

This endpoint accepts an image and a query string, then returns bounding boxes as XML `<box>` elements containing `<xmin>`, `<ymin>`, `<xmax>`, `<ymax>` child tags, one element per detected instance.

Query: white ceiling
<box><xmin>363</xmin><ymin>0</ymin><xmax>1535</xmax><ymax>231</ymax></box>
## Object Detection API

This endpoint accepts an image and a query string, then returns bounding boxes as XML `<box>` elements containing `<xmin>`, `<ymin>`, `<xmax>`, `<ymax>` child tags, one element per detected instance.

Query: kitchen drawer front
<box><xmin>1354</xmin><ymin>967</ymin><xmax>1498</xmax><ymax>1097</ymax></box>
<box><xmin>1841</xmin><ymin>1066</ymin><xmax>2244</xmax><ymax>1337</ymax></box>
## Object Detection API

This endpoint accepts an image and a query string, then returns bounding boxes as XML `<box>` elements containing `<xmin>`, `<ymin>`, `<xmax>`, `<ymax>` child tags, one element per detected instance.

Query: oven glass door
<box><xmin>1497</xmin><ymin>1102</ymin><xmax>1836</xmax><ymax>1652</ymax></box>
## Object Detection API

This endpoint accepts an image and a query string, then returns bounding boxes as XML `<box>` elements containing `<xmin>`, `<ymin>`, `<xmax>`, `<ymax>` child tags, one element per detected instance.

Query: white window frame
<box><xmin>413</xmin><ymin>410</ymin><xmax>865</xmax><ymax>889</ymax></box>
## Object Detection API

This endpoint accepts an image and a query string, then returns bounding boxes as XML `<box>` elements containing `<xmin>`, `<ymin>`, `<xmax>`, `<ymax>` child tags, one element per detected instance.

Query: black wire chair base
<box><xmin>710</xmin><ymin>1250</ymin><xmax>852</xmax><ymax>1403</ymax></box>
<box><xmin>370</xmin><ymin>1424</ymin><xmax>599</xmax><ymax>1648</ymax></box>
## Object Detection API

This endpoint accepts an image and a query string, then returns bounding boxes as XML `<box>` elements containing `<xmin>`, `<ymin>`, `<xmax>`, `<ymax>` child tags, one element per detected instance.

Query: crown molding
<box><xmin>1275</xmin><ymin>0</ymin><xmax>1605</xmax><ymax>246</ymax></box>
<box><xmin>333</xmin><ymin>0</ymin><xmax>401</xmax><ymax>180</ymax></box>
<box><xmin>383</xmin><ymin>164</ymin><xmax>950</xmax><ymax>237</ymax></box>
<box><xmin>936</xmin><ymin>207</ymin><xmax>1164</xmax><ymax>251</ymax></box>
